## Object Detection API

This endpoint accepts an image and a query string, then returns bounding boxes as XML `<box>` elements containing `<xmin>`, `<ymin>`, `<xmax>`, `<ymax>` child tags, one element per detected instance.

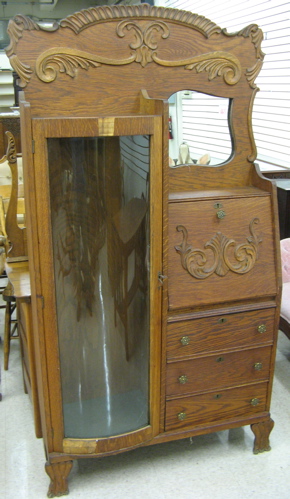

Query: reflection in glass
<box><xmin>168</xmin><ymin>90</ymin><xmax>232</xmax><ymax>167</ymax></box>
<box><xmin>47</xmin><ymin>135</ymin><xmax>150</xmax><ymax>438</ymax></box>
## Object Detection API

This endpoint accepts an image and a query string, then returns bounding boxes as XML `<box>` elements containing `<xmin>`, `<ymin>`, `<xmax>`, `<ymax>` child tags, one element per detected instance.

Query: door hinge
<box><xmin>158</xmin><ymin>272</ymin><xmax>167</xmax><ymax>286</ymax></box>
<box><xmin>37</xmin><ymin>294</ymin><xmax>45</xmax><ymax>308</ymax></box>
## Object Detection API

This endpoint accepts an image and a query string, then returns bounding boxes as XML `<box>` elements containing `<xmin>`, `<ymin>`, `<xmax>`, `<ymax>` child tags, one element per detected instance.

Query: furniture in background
<box><xmin>274</xmin><ymin>180</ymin><xmax>290</xmax><ymax>239</ymax></box>
<box><xmin>261</xmin><ymin>168</ymin><xmax>290</xmax><ymax>239</ymax></box>
<box><xmin>262</xmin><ymin>167</ymin><xmax>290</xmax><ymax>180</ymax></box>
<box><xmin>0</xmin><ymin>130</ymin><xmax>27</xmax><ymax>370</ymax></box>
<box><xmin>0</xmin><ymin>130</ymin><xmax>40</xmax><ymax>431</ymax></box>
<box><xmin>0</xmin><ymin>115</ymin><xmax>21</xmax><ymax>158</ymax></box>
<box><xmin>2</xmin><ymin>284</ymin><xmax>17</xmax><ymax>370</ymax></box>
<box><xmin>4</xmin><ymin>260</ymin><xmax>41</xmax><ymax>436</ymax></box>
<box><xmin>279</xmin><ymin>238</ymin><xmax>290</xmax><ymax>340</ymax></box>
<box><xmin>6</xmin><ymin>5</ymin><xmax>281</xmax><ymax>496</ymax></box>
<box><xmin>0</xmin><ymin>130</ymin><xmax>26</xmax><ymax>258</ymax></box>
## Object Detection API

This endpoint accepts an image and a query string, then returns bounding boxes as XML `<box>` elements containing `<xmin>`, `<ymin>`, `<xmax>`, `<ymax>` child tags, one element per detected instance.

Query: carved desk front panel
<box><xmin>168</xmin><ymin>192</ymin><xmax>276</xmax><ymax>310</ymax></box>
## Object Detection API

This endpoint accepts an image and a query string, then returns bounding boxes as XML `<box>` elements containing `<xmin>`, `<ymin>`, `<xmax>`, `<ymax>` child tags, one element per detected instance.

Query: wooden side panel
<box><xmin>18</xmin><ymin>299</ymin><xmax>42</xmax><ymax>438</ymax></box>
<box><xmin>20</xmin><ymin>96</ymin><xmax>52</xmax><ymax>450</ymax></box>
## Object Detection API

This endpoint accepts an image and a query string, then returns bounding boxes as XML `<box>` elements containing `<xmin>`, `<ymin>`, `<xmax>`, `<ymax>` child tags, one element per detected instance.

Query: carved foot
<box><xmin>45</xmin><ymin>460</ymin><xmax>73</xmax><ymax>497</ymax></box>
<box><xmin>251</xmin><ymin>418</ymin><xmax>274</xmax><ymax>454</ymax></box>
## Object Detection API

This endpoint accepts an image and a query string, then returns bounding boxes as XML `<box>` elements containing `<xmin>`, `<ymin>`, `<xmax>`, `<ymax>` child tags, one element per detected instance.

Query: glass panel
<box><xmin>47</xmin><ymin>135</ymin><xmax>150</xmax><ymax>438</ymax></box>
<box><xmin>168</xmin><ymin>90</ymin><xmax>232</xmax><ymax>167</ymax></box>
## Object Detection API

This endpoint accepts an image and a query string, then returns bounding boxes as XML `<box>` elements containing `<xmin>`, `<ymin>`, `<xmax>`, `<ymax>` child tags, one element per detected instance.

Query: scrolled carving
<box><xmin>36</xmin><ymin>48</ymin><xmax>102</xmax><ymax>83</ymax></box>
<box><xmin>6</xmin><ymin>15</ymin><xmax>59</xmax><ymax>87</ymax></box>
<box><xmin>35</xmin><ymin>23</ymin><xmax>241</xmax><ymax>84</ymax></box>
<box><xmin>236</xmin><ymin>24</ymin><xmax>264</xmax><ymax>60</ymax></box>
<box><xmin>8</xmin><ymin>55</ymin><xmax>33</xmax><ymax>89</ymax></box>
<box><xmin>173</xmin><ymin>52</ymin><xmax>241</xmax><ymax>85</ymax></box>
<box><xmin>5</xmin><ymin>5</ymin><xmax>224</xmax><ymax>87</ymax></box>
<box><xmin>5</xmin><ymin>15</ymin><xmax>38</xmax><ymax>87</ymax></box>
<box><xmin>117</xmin><ymin>20</ymin><xmax>170</xmax><ymax>67</ymax></box>
<box><xmin>246</xmin><ymin>59</ymin><xmax>264</xmax><ymax>89</ymax></box>
<box><xmin>175</xmin><ymin>218</ymin><xmax>262</xmax><ymax>280</ymax></box>
<box><xmin>0</xmin><ymin>131</ymin><xmax>17</xmax><ymax>165</ymax></box>
<box><xmin>223</xmin><ymin>24</ymin><xmax>265</xmax><ymax>88</ymax></box>
<box><xmin>6</xmin><ymin>14</ymin><xmax>39</xmax><ymax>56</ymax></box>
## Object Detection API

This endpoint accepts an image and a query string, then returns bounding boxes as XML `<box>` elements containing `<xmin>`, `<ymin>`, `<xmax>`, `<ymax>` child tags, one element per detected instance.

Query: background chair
<box><xmin>279</xmin><ymin>238</ymin><xmax>290</xmax><ymax>340</ymax></box>
<box><xmin>0</xmin><ymin>131</ymin><xmax>26</xmax><ymax>370</ymax></box>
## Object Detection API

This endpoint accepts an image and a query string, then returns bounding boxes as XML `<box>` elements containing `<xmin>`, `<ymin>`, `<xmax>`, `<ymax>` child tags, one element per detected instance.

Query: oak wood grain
<box><xmin>7</xmin><ymin>6</ymin><xmax>281</xmax><ymax>494</ymax></box>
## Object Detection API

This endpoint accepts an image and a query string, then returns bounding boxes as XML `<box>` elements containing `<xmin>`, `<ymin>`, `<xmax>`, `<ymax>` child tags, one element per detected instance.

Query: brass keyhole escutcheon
<box><xmin>258</xmin><ymin>324</ymin><xmax>267</xmax><ymax>334</ymax></box>
<box><xmin>214</xmin><ymin>394</ymin><xmax>222</xmax><ymax>399</ymax></box>
<box><xmin>218</xmin><ymin>317</ymin><xmax>227</xmax><ymax>324</ymax></box>
<box><xmin>216</xmin><ymin>209</ymin><xmax>226</xmax><ymax>219</ymax></box>
<box><xmin>254</xmin><ymin>362</ymin><xmax>263</xmax><ymax>371</ymax></box>
<box><xmin>251</xmin><ymin>398</ymin><xmax>260</xmax><ymax>406</ymax></box>
<box><xmin>178</xmin><ymin>375</ymin><xmax>188</xmax><ymax>384</ymax></box>
<box><xmin>178</xmin><ymin>412</ymin><xmax>186</xmax><ymax>421</ymax></box>
<box><xmin>180</xmin><ymin>336</ymin><xmax>190</xmax><ymax>346</ymax></box>
<box><xmin>216</xmin><ymin>356</ymin><xmax>224</xmax><ymax>363</ymax></box>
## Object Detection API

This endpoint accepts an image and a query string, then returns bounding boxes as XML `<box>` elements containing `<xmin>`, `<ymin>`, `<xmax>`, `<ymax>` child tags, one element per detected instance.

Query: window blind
<box><xmin>156</xmin><ymin>0</ymin><xmax>290</xmax><ymax>168</ymax></box>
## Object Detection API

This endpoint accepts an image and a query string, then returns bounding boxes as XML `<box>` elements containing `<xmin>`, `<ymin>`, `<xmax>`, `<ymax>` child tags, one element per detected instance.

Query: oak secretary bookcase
<box><xmin>6</xmin><ymin>5</ymin><xmax>281</xmax><ymax>497</ymax></box>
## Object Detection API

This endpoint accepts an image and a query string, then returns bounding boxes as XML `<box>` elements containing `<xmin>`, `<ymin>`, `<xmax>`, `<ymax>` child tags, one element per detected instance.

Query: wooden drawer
<box><xmin>167</xmin><ymin>308</ymin><xmax>275</xmax><ymax>360</ymax></box>
<box><xmin>166</xmin><ymin>346</ymin><xmax>271</xmax><ymax>397</ymax></box>
<box><xmin>168</xmin><ymin>195</ymin><xmax>276</xmax><ymax>310</ymax></box>
<box><xmin>165</xmin><ymin>382</ymin><xmax>268</xmax><ymax>431</ymax></box>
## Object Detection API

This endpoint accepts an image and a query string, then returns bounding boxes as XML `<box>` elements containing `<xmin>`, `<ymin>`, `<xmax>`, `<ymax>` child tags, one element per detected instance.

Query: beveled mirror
<box><xmin>168</xmin><ymin>91</ymin><xmax>233</xmax><ymax>167</ymax></box>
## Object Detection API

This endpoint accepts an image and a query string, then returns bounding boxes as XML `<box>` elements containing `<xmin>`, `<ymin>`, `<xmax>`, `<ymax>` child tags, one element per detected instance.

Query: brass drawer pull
<box><xmin>254</xmin><ymin>362</ymin><xmax>263</xmax><ymax>371</ymax></box>
<box><xmin>178</xmin><ymin>375</ymin><xmax>188</xmax><ymax>384</ymax></box>
<box><xmin>178</xmin><ymin>412</ymin><xmax>186</xmax><ymax>421</ymax></box>
<box><xmin>180</xmin><ymin>336</ymin><xmax>190</xmax><ymax>346</ymax></box>
<box><xmin>216</xmin><ymin>209</ymin><xmax>226</xmax><ymax>219</ymax></box>
<box><xmin>251</xmin><ymin>398</ymin><xmax>260</xmax><ymax>406</ymax></box>
<box><xmin>258</xmin><ymin>324</ymin><xmax>267</xmax><ymax>333</ymax></box>
<box><xmin>216</xmin><ymin>356</ymin><xmax>224</xmax><ymax>362</ymax></box>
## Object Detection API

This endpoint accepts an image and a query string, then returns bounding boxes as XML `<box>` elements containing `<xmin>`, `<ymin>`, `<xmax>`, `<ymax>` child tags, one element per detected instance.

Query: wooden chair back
<box><xmin>0</xmin><ymin>131</ymin><xmax>27</xmax><ymax>261</ymax></box>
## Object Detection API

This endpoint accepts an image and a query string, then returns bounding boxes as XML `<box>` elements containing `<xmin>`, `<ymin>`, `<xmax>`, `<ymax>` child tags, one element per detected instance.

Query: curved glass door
<box><xmin>47</xmin><ymin>134</ymin><xmax>151</xmax><ymax>438</ymax></box>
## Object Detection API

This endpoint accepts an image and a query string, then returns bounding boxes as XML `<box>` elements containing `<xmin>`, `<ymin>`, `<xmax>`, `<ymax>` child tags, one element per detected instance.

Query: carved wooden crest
<box><xmin>5</xmin><ymin>4</ymin><xmax>264</xmax><ymax>89</ymax></box>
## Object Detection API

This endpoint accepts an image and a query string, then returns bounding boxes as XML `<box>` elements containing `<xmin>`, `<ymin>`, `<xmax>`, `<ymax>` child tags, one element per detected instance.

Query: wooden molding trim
<box><xmin>60</xmin><ymin>5</ymin><xmax>221</xmax><ymax>37</ymax></box>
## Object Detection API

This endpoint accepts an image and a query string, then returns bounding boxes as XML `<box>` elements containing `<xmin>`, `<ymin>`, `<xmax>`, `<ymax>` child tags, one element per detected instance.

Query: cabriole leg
<box><xmin>45</xmin><ymin>460</ymin><xmax>73</xmax><ymax>497</ymax></box>
<box><xmin>251</xmin><ymin>418</ymin><xmax>274</xmax><ymax>454</ymax></box>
